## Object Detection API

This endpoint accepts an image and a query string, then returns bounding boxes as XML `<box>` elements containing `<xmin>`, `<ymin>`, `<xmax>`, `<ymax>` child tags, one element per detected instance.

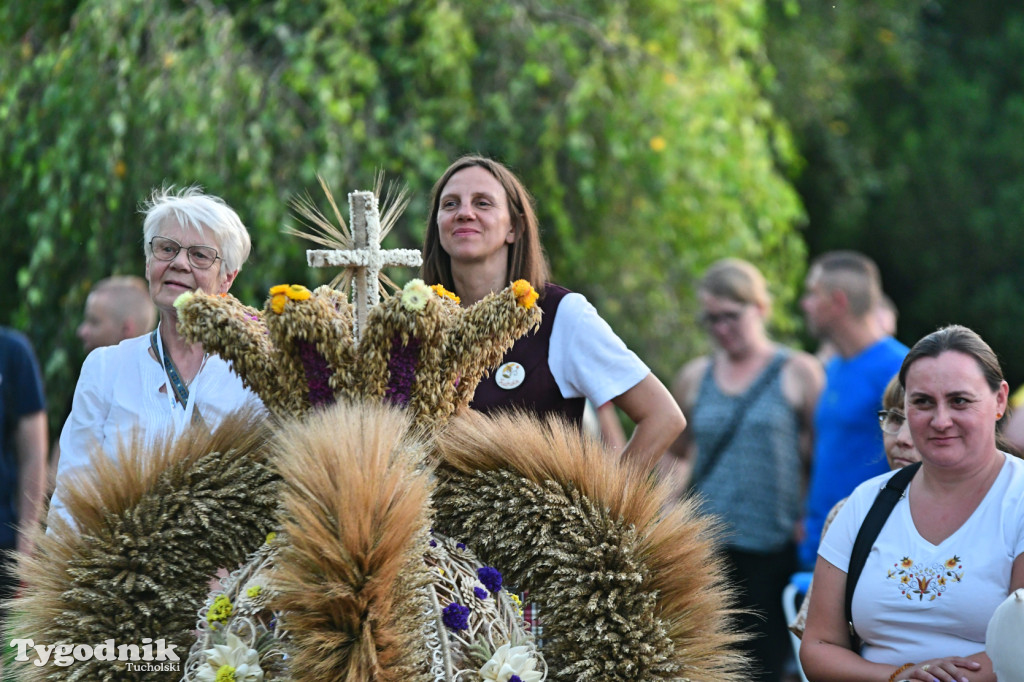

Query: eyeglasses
<box><xmin>877</xmin><ymin>409</ymin><xmax>906</xmax><ymax>435</ymax></box>
<box><xmin>149</xmin><ymin>236</ymin><xmax>221</xmax><ymax>270</ymax></box>
<box><xmin>699</xmin><ymin>308</ymin><xmax>746</xmax><ymax>327</ymax></box>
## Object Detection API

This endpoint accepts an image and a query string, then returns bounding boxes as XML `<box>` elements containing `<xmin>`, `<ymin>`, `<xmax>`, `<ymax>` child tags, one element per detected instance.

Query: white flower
<box><xmin>401</xmin><ymin>278</ymin><xmax>431</xmax><ymax>312</ymax></box>
<box><xmin>478</xmin><ymin>642</ymin><xmax>542</xmax><ymax>682</ymax></box>
<box><xmin>196</xmin><ymin>631</ymin><xmax>264</xmax><ymax>682</ymax></box>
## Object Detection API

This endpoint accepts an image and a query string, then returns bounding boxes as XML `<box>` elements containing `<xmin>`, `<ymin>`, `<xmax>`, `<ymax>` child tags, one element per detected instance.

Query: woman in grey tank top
<box><xmin>664</xmin><ymin>258</ymin><xmax>823</xmax><ymax>682</ymax></box>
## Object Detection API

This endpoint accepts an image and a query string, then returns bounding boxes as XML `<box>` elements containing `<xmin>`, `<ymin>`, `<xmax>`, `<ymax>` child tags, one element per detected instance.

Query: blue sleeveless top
<box><xmin>691</xmin><ymin>350</ymin><xmax>802</xmax><ymax>552</ymax></box>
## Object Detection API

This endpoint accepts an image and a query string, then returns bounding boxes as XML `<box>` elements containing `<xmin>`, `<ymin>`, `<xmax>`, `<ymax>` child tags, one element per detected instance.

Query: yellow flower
<box><xmin>401</xmin><ymin>278</ymin><xmax>431</xmax><ymax>312</ymax></box>
<box><xmin>215</xmin><ymin>665</ymin><xmax>236</xmax><ymax>682</ymax></box>
<box><xmin>649</xmin><ymin>136</ymin><xmax>667</xmax><ymax>152</ymax></box>
<box><xmin>269</xmin><ymin>284</ymin><xmax>309</xmax><ymax>313</ymax></box>
<box><xmin>246</xmin><ymin>585</ymin><xmax>263</xmax><ymax>598</ymax></box>
<box><xmin>286</xmin><ymin>284</ymin><xmax>311</xmax><ymax>300</ymax></box>
<box><xmin>265</xmin><ymin>532</ymin><xmax>277</xmax><ymax>544</ymax></box>
<box><xmin>207</xmin><ymin>595</ymin><xmax>234</xmax><ymax>625</ymax></box>
<box><xmin>508</xmin><ymin>593</ymin><xmax>524</xmax><ymax>617</ymax></box>
<box><xmin>511</xmin><ymin>280</ymin><xmax>539</xmax><ymax>309</ymax></box>
<box><xmin>430</xmin><ymin>284</ymin><xmax>461</xmax><ymax>305</ymax></box>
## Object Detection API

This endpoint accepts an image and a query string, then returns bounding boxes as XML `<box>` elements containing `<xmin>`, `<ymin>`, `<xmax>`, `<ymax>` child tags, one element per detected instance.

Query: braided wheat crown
<box><xmin>174</xmin><ymin>277</ymin><xmax>541</xmax><ymax>431</ymax></box>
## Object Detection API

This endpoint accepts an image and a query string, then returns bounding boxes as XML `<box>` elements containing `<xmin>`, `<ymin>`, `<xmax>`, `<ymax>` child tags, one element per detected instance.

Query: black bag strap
<box><xmin>688</xmin><ymin>351</ymin><xmax>788</xmax><ymax>490</ymax></box>
<box><xmin>845</xmin><ymin>461</ymin><xmax>921</xmax><ymax>647</ymax></box>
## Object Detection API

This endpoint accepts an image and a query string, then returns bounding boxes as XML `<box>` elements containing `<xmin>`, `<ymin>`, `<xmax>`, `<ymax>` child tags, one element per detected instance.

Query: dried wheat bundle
<box><xmin>431</xmin><ymin>409</ymin><xmax>748</xmax><ymax>682</ymax></box>
<box><xmin>10</xmin><ymin>407</ymin><xmax>279</xmax><ymax>681</ymax></box>
<box><xmin>268</xmin><ymin>401</ymin><xmax>435</xmax><ymax>682</ymax></box>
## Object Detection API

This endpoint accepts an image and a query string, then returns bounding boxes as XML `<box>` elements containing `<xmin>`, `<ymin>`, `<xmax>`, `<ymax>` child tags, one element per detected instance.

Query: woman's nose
<box><xmin>169</xmin><ymin>247</ymin><xmax>191</xmax><ymax>268</ymax></box>
<box><xmin>931</xmin><ymin>404</ymin><xmax>954</xmax><ymax>428</ymax></box>
<box><xmin>896</xmin><ymin>420</ymin><xmax>915</xmax><ymax>446</ymax></box>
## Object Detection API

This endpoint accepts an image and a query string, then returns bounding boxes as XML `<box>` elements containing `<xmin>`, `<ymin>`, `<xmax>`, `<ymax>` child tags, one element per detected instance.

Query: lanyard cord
<box><xmin>150</xmin><ymin>326</ymin><xmax>197</xmax><ymax>409</ymax></box>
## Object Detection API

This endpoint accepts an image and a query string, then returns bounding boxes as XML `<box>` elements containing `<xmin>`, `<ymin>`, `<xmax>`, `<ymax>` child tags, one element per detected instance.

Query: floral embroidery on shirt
<box><xmin>886</xmin><ymin>555</ymin><xmax>964</xmax><ymax>601</ymax></box>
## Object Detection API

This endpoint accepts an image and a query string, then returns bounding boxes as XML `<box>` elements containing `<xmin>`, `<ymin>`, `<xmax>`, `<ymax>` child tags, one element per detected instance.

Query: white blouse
<box><xmin>50</xmin><ymin>333</ymin><xmax>263</xmax><ymax>525</ymax></box>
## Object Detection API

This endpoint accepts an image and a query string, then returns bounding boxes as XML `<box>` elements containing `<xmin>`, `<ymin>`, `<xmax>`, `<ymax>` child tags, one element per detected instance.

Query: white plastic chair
<box><xmin>781</xmin><ymin>571</ymin><xmax>813</xmax><ymax>682</ymax></box>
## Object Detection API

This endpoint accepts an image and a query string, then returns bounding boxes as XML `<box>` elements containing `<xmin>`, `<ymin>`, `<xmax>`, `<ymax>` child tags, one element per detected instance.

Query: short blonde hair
<box><xmin>698</xmin><ymin>258</ymin><xmax>771</xmax><ymax>308</ymax></box>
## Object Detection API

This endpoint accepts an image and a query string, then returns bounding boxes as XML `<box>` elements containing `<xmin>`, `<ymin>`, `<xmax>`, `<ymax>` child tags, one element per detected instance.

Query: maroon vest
<box><xmin>470</xmin><ymin>284</ymin><xmax>586</xmax><ymax>426</ymax></box>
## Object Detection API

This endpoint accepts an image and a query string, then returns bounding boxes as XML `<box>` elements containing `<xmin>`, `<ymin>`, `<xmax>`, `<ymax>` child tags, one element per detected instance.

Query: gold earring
<box><xmin>997</xmin><ymin>412</ymin><xmax>1003</xmax><ymax>420</ymax></box>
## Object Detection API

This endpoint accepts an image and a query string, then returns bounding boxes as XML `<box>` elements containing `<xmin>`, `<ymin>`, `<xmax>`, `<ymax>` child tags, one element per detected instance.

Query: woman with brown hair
<box><xmin>421</xmin><ymin>155</ymin><xmax>684</xmax><ymax>468</ymax></box>
<box><xmin>801</xmin><ymin>325</ymin><xmax>1024</xmax><ymax>682</ymax></box>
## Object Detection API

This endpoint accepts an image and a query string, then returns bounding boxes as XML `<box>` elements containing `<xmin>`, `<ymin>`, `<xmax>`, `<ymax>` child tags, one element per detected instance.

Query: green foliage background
<box><xmin>1</xmin><ymin>0</ymin><xmax>807</xmax><ymax>437</ymax></box>
<box><xmin>766</xmin><ymin>1</ymin><xmax>1024</xmax><ymax>387</ymax></box>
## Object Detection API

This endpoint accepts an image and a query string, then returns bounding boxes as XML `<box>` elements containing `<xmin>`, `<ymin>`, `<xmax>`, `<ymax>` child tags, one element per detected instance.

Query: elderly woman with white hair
<box><xmin>50</xmin><ymin>186</ymin><xmax>263</xmax><ymax>525</ymax></box>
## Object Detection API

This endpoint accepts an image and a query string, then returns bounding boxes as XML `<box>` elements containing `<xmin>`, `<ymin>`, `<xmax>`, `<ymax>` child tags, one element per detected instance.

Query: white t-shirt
<box><xmin>51</xmin><ymin>333</ymin><xmax>263</xmax><ymax>524</ymax></box>
<box><xmin>547</xmin><ymin>292</ymin><xmax>650</xmax><ymax>406</ymax></box>
<box><xmin>819</xmin><ymin>453</ymin><xmax>1024</xmax><ymax>664</ymax></box>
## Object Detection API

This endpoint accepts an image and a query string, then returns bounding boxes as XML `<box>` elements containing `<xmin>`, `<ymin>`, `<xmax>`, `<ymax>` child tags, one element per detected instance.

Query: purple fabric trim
<box><xmin>296</xmin><ymin>339</ymin><xmax>335</xmax><ymax>407</ymax></box>
<box><xmin>385</xmin><ymin>336</ymin><xmax>421</xmax><ymax>406</ymax></box>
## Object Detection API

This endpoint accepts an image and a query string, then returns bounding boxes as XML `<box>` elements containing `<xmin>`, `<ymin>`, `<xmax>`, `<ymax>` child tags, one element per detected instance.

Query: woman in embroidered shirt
<box><xmin>420</xmin><ymin>155</ymin><xmax>684</xmax><ymax>469</ymax></box>
<box><xmin>800</xmin><ymin>325</ymin><xmax>1024</xmax><ymax>682</ymax></box>
<box><xmin>50</xmin><ymin>186</ymin><xmax>263</xmax><ymax>526</ymax></box>
<box><xmin>666</xmin><ymin>258</ymin><xmax>824</xmax><ymax>682</ymax></box>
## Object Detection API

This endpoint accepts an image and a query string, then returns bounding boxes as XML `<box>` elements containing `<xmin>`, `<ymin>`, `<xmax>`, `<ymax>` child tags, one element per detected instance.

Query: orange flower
<box><xmin>900</xmin><ymin>557</ymin><xmax>914</xmax><ymax>568</ymax></box>
<box><xmin>945</xmin><ymin>556</ymin><xmax>961</xmax><ymax>569</ymax></box>
<box><xmin>430</xmin><ymin>284</ymin><xmax>461</xmax><ymax>305</ymax></box>
<box><xmin>511</xmin><ymin>280</ymin><xmax>539</xmax><ymax>309</ymax></box>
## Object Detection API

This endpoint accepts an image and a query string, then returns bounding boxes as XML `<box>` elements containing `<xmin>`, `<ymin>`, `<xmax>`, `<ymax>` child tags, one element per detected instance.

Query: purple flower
<box><xmin>509</xmin><ymin>677</ymin><xmax>523</xmax><ymax>682</ymax></box>
<box><xmin>296</xmin><ymin>340</ymin><xmax>335</xmax><ymax>407</ymax></box>
<box><xmin>442</xmin><ymin>602</ymin><xmax>470</xmax><ymax>630</ymax></box>
<box><xmin>477</xmin><ymin>566</ymin><xmax>503</xmax><ymax>593</ymax></box>
<box><xmin>456</xmin><ymin>542</ymin><xmax>466</xmax><ymax>551</ymax></box>
<box><xmin>474</xmin><ymin>587</ymin><xmax>489</xmax><ymax>600</ymax></box>
<box><xmin>429</xmin><ymin>539</ymin><xmax>437</xmax><ymax>547</ymax></box>
<box><xmin>384</xmin><ymin>336</ymin><xmax>421</xmax><ymax>406</ymax></box>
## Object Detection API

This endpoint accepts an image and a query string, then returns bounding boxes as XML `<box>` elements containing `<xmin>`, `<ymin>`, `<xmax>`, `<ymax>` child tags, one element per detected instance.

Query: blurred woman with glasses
<box><xmin>665</xmin><ymin>257</ymin><xmax>824</xmax><ymax>682</ymax></box>
<box><xmin>50</xmin><ymin>186</ymin><xmax>263</xmax><ymax>525</ymax></box>
<box><xmin>789</xmin><ymin>374</ymin><xmax>921</xmax><ymax>638</ymax></box>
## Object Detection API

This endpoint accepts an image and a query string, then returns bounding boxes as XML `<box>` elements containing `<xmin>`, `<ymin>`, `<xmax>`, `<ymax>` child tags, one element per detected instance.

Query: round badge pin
<box><xmin>495</xmin><ymin>361</ymin><xmax>525</xmax><ymax>390</ymax></box>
